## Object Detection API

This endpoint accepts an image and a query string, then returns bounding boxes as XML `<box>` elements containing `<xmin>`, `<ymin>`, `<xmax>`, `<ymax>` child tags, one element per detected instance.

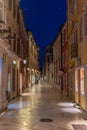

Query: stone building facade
<box><xmin>67</xmin><ymin>0</ymin><xmax>87</xmax><ymax>111</ymax></box>
<box><xmin>27</xmin><ymin>31</ymin><xmax>39</xmax><ymax>87</ymax></box>
<box><xmin>0</xmin><ymin>0</ymin><xmax>27</xmax><ymax>113</ymax></box>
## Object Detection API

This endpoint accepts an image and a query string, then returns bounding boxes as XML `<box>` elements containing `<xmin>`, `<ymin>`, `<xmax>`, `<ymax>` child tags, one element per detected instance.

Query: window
<box><xmin>70</xmin><ymin>0</ymin><xmax>74</xmax><ymax>16</ymax></box>
<box><xmin>0</xmin><ymin>1</ymin><xmax>3</xmax><ymax>22</ymax></box>
<box><xmin>75</xmin><ymin>70</ymin><xmax>78</xmax><ymax>92</ymax></box>
<box><xmin>79</xmin><ymin>16</ymin><xmax>83</xmax><ymax>43</ymax></box>
<box><xmin>80</xmin><ymin>68</ymin><xmax>85</xmax><ymax>95</ymax></box>
<box><xmin>47</xmin><ymin>56</ymin><xmax>49</xmax><ymax>62</ymax></box>
<box><xmin>13</xmin><ymin>0</ymin><xmax>16</xmax><ymax>18</ymax></box>
<box><xmin>17</xmin><ymin>38</ymin><xmax>20</xmax><ymax>55</ymax></box>
<box><xmin>68</xmin><ymin>0</ymin><xmax>76</xmax><ymax>21</ymax></box>
<box><xmin>8</xmin><ymin>27</ymin><xmax>12</xmax><ymax>47</ymax></box>
<box><xmin>71</xmin><ymin>33</ymin><xmax>74</xmax><ymax>45</ymax></box>
<box><xmin>12</xmin><ymin>67</ymin><xmax>15</xmax><ymax>91</ymax></box>
<box><xmin>71</xmin><ymin>30</ymin><xmax>78</xmax><ymax>58</ymax></box>
<box><xmin>74</xmin><ymin>0</ymin><xmax>76</xmax><ymax>9</ymax></box>
<box><xmin>13</xmin><ymin>33</ymin><xmax>16</xmax><ymax>52</ymax></box>
<box><xmin>17</xmin><ymin>6</ymin><xmax>19</xmax><ymax>24</ymax></box>
<box><xmin>0</xmin><ymin>6</ymin><xmax>2</xmax><ymax>20</ymax></box>
<box><xmin>8</xmin><ymin>0</ymin><xmax>12</xmax><ymax>10</ymax></box>
<box><xmin>85</xmin><ymin>6</ymin><xmax>87</xmax><ymax>37</ymax></box>
<box><xmin>74</xmin><ymin>30</ymin><xmax>78</xmax><ymax>57</ymax></box>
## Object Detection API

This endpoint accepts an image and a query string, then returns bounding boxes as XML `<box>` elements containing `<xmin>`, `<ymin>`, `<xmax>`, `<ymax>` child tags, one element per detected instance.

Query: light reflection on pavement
<box><xmin>0</xmin><ymin>81</ymin><xmax>86</xmax><ymax>130</ymax></box>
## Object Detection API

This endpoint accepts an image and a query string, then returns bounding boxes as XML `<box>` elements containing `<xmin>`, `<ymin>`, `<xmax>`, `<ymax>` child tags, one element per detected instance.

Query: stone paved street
<box><xmin>0</xmin><ymin>81</ymin><xmax>87</xmax><ymax>130</ymax></box>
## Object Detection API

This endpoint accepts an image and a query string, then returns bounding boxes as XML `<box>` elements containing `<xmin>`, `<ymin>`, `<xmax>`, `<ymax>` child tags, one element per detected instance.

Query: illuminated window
<box><xmin>80</xmin><ymin>68</ymin><xmax>84</xmax><ymax>95</ymax></box>
<box><xmin>75</xmin><ymin>70</ymin><xmax>78</xmax><ymax>92</ymax></box>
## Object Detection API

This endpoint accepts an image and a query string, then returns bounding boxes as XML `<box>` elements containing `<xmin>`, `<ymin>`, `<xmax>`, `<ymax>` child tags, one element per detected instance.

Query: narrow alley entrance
<box><xmin>0</xmin><ymin>81</ymin><xmax>87</xmax><ymax>130</ymax></box>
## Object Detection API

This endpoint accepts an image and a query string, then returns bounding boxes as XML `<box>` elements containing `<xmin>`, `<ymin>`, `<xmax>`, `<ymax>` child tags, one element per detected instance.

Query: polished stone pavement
<box><xmin>0</xmin><ymin>81</ymin><xmax>87</xmax><ymax>130</ymax></box>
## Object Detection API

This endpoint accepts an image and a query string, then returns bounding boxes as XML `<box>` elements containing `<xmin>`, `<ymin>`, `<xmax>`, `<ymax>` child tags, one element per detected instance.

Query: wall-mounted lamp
<box><xmin>12</xmin><ymin>60</ymin><xmax>16</xmax><ymax>65</ymax></box>
<box><xmin>27</xmin><ymin>68</ymin><xmax>29</xmax><ymax>71</ymax></box>
<box><xmin>32</xmin><ymin>69</ymin><xmax>34</xmax><ymax>72</ymax></box>
<box><xmin>23</xmin><ymin>60</ymin><xmax>27</xmax><ymax>65</ymax></box>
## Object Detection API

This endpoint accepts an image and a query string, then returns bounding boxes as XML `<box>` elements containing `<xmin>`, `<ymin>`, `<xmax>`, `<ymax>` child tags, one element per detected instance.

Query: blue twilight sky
<box><xmin>19</xmin><ymin>0</ymin><xmax>66</xmax><ymax>69</ymax></box>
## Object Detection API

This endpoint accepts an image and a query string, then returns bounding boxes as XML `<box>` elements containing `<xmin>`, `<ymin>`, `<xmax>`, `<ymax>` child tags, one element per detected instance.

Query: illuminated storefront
<box><xmin>75</xmin><ymin>67</ymin><xmax>86</xmax><ymax>110</ymax></box>
<box><xmin>75</xmin><ymin>69</ymin><xmax>79</xmax><ymax>103</ymax></box>
<box><xmin>80</xmin><ymin>68</ymin><xmax>86</xmax><ymax>109</ymax></box>
<box><xmin>80</xmin><ymin>68</ymin><xmax>85</xmax><ymax>95</ymax></box>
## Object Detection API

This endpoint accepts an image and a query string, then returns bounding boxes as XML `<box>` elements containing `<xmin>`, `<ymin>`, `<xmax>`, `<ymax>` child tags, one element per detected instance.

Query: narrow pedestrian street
<box><xmin>0</xmin><ymin>81</ymin><xmax>87</xmax><ymax>130</ymax></box>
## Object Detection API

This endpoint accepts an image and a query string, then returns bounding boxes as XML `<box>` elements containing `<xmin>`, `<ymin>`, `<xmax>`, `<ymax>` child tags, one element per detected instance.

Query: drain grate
<box><xmin>72</xmin><ymin>124</ymin><xmax>87</xmax><ymax>130</ymax></box>
<box><xmin>40</xmin><ymin>118</ymin><xmax>53</xmax><ymax>122</ymax></box>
